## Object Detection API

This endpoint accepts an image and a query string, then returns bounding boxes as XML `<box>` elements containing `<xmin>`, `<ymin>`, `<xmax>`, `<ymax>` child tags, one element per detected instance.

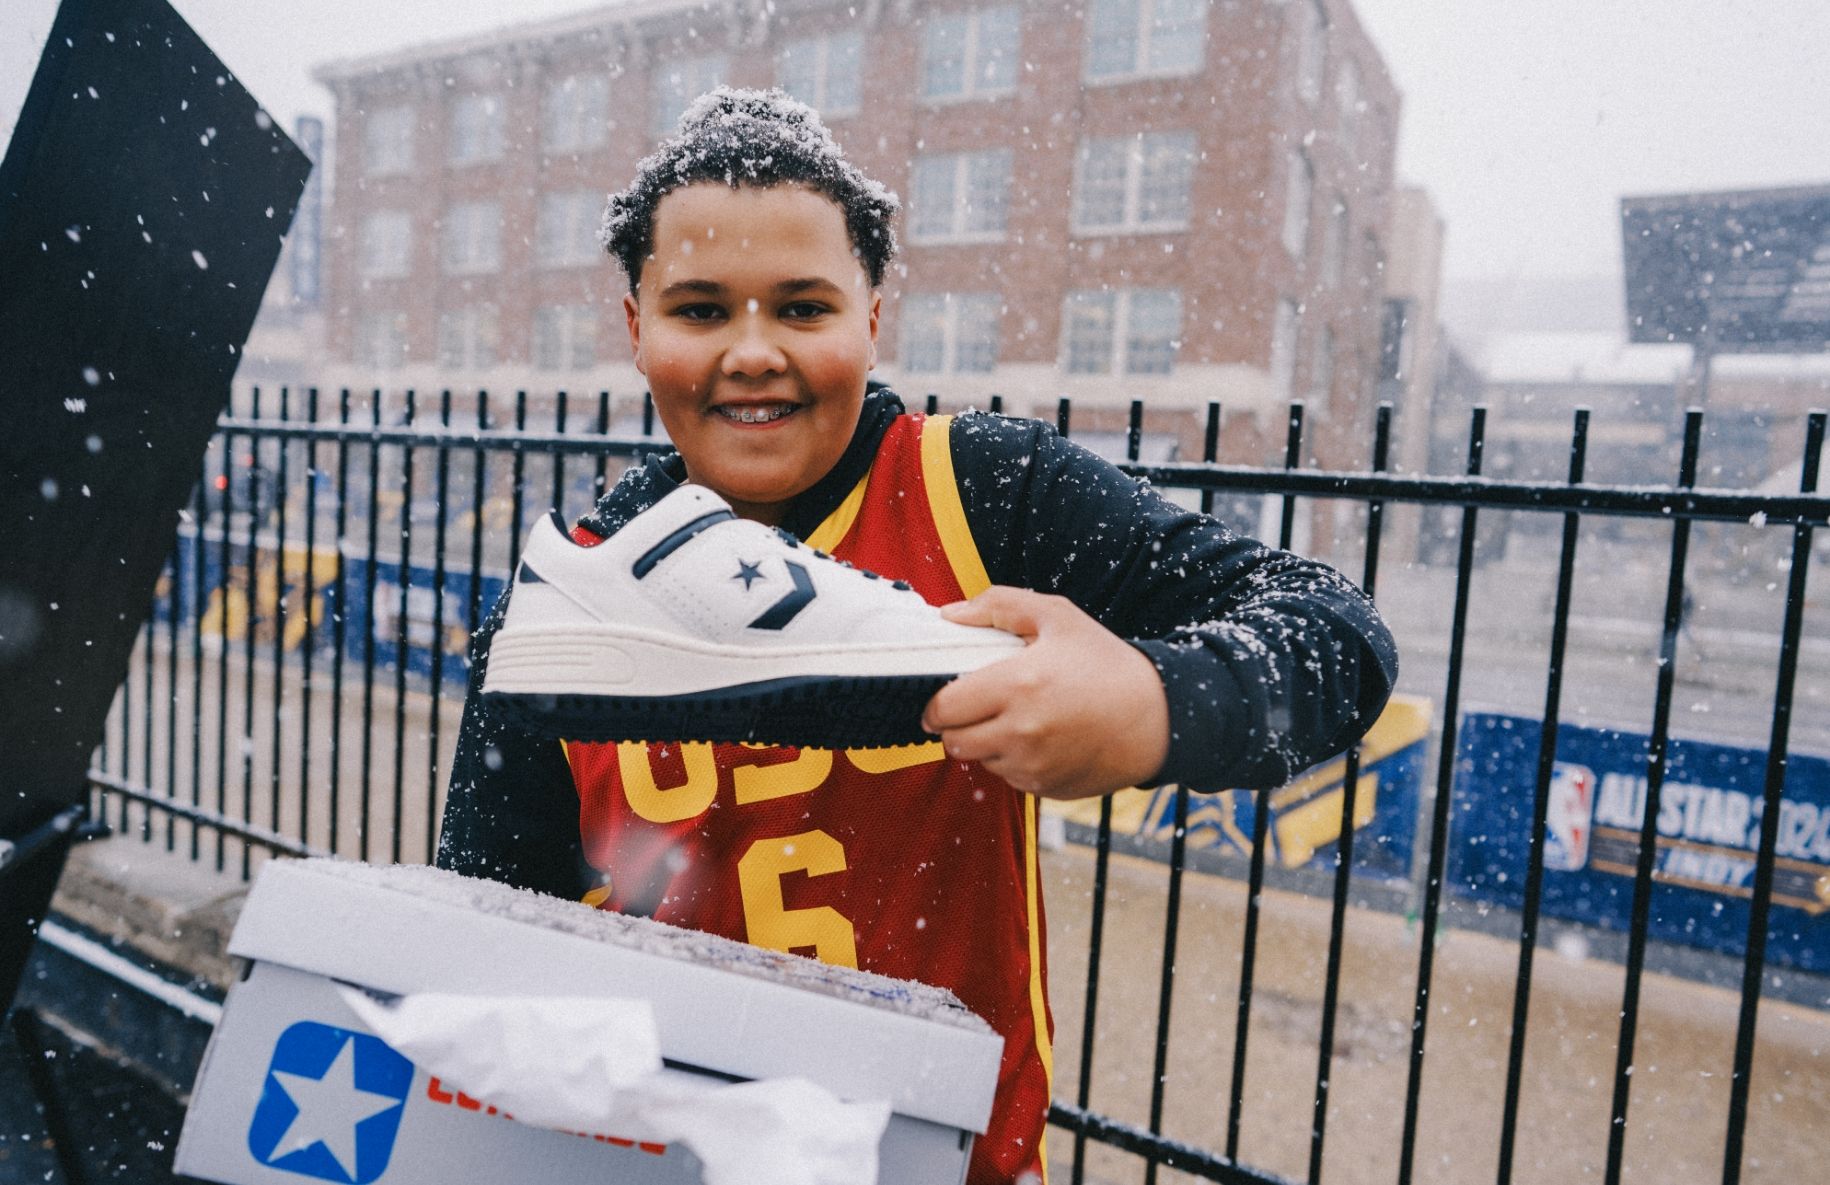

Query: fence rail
<box><xmin>88</xmin><ymin>386</ymin><xmax>1830</xmax><ymax>1185</ymax></box>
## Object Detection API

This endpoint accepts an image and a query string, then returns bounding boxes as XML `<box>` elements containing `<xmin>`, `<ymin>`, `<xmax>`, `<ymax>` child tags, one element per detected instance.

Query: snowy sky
<box><xmin>4</xmin><ymin>0</ymin><xmax>1829</xmax><ymax>286</ymax></box>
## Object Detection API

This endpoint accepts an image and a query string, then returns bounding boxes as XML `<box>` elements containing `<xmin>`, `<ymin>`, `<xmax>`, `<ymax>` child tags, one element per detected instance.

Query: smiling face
<box><xmin>624</xmin><ymin>183</ymin><xmax>881</xmax><ymax>525</ymax></box>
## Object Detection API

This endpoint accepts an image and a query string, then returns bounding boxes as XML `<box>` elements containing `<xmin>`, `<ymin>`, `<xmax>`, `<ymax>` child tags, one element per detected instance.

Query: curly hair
<box><xmin>601</xmin><ymin>87</ymin><xmax>901</xmax><ymax>291</ymax></box>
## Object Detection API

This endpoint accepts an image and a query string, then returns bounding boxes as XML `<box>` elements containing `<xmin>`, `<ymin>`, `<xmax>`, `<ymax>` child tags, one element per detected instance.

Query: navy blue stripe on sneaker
<box><xmin>632</xmin><ymin>510</ymin><xmax>738</xmax><ymax>578</ymax></box>
<box><xmin>747</xmin><ymin>559</ymin><xmax>816</xmax><ymax>630</ymax></box>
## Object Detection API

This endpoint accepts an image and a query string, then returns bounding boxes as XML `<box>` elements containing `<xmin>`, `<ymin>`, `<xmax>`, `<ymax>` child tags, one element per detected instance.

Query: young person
<box><xmin>439</xmin><ymin>88</ymin><xmax>1397</xmax><ymax>1184</ymax></box>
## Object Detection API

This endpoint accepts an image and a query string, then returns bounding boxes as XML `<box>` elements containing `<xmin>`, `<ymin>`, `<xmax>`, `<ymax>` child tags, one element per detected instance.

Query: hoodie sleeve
<box><xmin>948</xmin><ymin>411</ymin><xmax>1398</xmax><ymax>792</ymax></box>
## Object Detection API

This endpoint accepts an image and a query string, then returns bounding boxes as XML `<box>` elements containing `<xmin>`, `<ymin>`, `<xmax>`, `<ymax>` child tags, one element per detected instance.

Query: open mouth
<box><xmin>714</xmin><ymin>404</ymin><xmax>800</xmax><ymax>424</ymax></box>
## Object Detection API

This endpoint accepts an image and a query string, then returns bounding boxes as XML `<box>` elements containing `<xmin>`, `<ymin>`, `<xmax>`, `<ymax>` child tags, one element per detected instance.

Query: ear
<box><xmin>623</xmin><ymin>291</ymin><xmax>646</xmax><ymax>375</ymax></box>
<box><xmin>866</xmin><ymin>290</ymin><xmax>881</xmax><ymax>371</ymax></box>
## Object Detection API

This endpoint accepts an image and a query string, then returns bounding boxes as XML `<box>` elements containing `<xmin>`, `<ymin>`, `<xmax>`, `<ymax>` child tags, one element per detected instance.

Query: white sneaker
<box><xmin>481</xmin><ymin>484</ymin><xmax>1025</xmax><ymax>747</ymax></box>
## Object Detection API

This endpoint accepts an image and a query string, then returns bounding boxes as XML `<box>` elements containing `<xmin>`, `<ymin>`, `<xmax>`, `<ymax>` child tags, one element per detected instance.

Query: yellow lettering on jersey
<box><xmin>733</xmin><ymin>747</ymin><xmax>835</xmax><ymax>805</ymax></box>
<box><xmin>736</xmin><ymin>830</ymin><xmax>858</xmax><ymax>968</ymax></box>
<box><xmin>618</xmin><ymin>741</ymin><xmax>718</xmax><ymax>823</ymax></box>
<box><xmin>845</xmin><ymin>741</ymin><xmax>946</xmax><ymax>775</ymax></box>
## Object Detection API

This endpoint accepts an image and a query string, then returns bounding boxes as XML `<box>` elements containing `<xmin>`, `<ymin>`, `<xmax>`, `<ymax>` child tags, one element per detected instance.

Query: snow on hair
<box><xmin>600</xmin><ymin>87</ymin><xmax>901</xmax><ymax>290</ymax></box>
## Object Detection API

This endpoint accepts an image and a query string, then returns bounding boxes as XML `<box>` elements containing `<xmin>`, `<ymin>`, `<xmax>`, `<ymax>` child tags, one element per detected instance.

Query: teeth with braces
<box><xmin>721</xmin><ymin>405</ymin><xmax>795</xmax><ymax>423</ymax></box>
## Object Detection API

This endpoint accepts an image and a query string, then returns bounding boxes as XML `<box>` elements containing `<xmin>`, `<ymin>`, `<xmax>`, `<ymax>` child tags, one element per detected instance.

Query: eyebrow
<box><xmin>653</xmin><ymin>277</ymin><xmax>845</xmax><ymax>301</ymax></box>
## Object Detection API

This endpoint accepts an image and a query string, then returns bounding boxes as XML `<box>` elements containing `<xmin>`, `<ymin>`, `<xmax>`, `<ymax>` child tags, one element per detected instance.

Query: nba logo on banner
<box><xmin>246</xmin><ymin>1021</ymin><xmax>414</xmax><ymax>1183</ymax></box>
<box><xmin>1544</xmin><ymin>762</ymin><xmax>1596</xmax><ymax>872</ymax></box>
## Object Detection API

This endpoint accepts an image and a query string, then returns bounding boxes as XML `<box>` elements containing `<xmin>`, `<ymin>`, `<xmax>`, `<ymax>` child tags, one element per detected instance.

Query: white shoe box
<box><xmin>175</xmin><ymin>859</ymin><xmax>1002</xmax><ymax>1185</ymax></box>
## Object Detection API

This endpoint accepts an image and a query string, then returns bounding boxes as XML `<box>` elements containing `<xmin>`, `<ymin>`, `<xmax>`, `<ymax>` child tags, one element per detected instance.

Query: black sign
<box><xmin>1622</xmin><ymin>184</ymin><xmax>1830</xmax><ymax>353</ymax></box>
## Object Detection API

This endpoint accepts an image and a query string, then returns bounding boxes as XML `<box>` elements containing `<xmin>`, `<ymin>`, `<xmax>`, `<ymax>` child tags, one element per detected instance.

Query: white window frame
<box><xmin>1060</xmin><ymin>288</ymin><xmax>1183</xmax><ymax>376</ymax></box>
<box><xmin>358</xmin><ymin>210</ymin><xmax>413</xmax><ymax>280</ymax></box>
<box><xmin>900</xmin><ymin>292</ymin><xmax>1002</xmax><ymax>374</ymax></box>
<box><xmin>652</xmin><ymin>54</ymin><xmax>729</xmax><ymax>136</ymax></box>
<box><xmin>437</xmin><ymin>304</ymin><xmax>499</xmax><ymax>371</ymax></box>
<box><xmin>543</xmin><ymin>74</ymin><xmax>609</xmax><ymax>154</ymax></box>
<box><xmin>777</xmin><ymin>30</ymin><xmax>864</xmax><ymax>117</ymax></box>
<box><xmin>535</xmin><ymin>190</ymin><xmax>603</xmax><ymax>269</ymax></box>
<box><xmin>1335</xmin><ymin>56</ymin><xmax>1361</xmax><ymax>153</ymax></box>
<box><xmin>1321</xmin><ymin>193</ymin><xmax>1348</xmax><ymax>286</ymax></box>
<box><xmin>1270</xmin><ymin>297</ymin><xmax>1300</xmax><ymax>399</ymax></box>
<box><xmin>1283</xmin><ymin>146</ymin><xmax>1313</xmax><ymax>258</ymax></box>
<box><xmin>447</xmin><ymin>94</ymin><xmax>504</xmax><ymax>166</ymax></box>
<box><xmin>1295</xmin><ymin>0</ymin><xmax>1327</xmax><ymax>106</ymax></box>
<box><xmin>920</xmin><ymin>6</ymin><xmax>1021</xmax><ymax>102</ymax></box>
<box><xmin>533</xmin><ymin>303</ymin><xmax>598</xmax><ymax>371</ymax></box>
<box><xmin>1083</xmin><ymin>0</ymin><xmax>1208</xmax><ymax>84</ymax></box>
<box><xmin>441</xmin><ymin>201</ymin><xmax>501</xmax><ymax>276</ymax></box>
<box><xmin>363</xmin><ymin>105</ymin><xmax>415</xmax><ymax>177</ymax></box>
<box><xmin>354</xmin><ymin>310</ymin><xmax>408</xmax><ymax>370</ymax></box>
<box><xmin>908</xmin><ymin>150</ymin><xmax>1012</xmax><ymax>243</ymax></box>
<box><xmin>1307</xmin><ymin>324</ymin><xmax>1334</xmax><ymax>409</ymax></box>
<box><xmin>1072</xmin><ymin>131</ymin><xmax>1196</xmax><ymax>235</ymax></box>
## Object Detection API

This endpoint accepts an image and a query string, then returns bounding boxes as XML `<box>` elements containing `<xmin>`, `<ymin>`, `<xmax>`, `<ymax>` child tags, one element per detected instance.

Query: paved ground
<box><xmin>1039</xmin><ymin>845</ymin><xmax>1830</xmax><ymax>1185</ymax></box>
<box><xmin>26</xmin><ymin>832</ymin><xmax>1829</xmax><ymax>1185</ymax></box>
<box><xmin>0</xmin><ymin>1013</ymin><xmax>201</xmax><ymax>1185</ymax></box>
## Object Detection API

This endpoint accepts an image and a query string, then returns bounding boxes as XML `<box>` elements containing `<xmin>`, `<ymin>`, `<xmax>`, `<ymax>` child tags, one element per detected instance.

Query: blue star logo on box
<box><xmin>247</xmin><ymin>1021</ymin><xmax>413</xmax><ymax>1183</ymax></box>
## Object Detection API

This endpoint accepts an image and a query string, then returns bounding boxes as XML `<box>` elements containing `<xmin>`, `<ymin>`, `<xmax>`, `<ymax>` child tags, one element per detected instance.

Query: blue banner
<box><xmin>161</xmin><ymin>528</ymin><xmax>508</xmax><ymax>689</ymax></box>
<box><xmin>1047</xmin><ymin>695</ymin><xmax>1431</xmax><ymax>885</ymax></box>
<box><xmin>1450</xmin><ymin>712</ymin><xmax>1830</xmax><ymax>973</ymax></box>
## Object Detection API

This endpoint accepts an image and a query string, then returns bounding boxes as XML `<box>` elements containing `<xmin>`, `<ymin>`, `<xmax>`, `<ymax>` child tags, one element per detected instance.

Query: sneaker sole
<box><xmin>480</xmin><ymin>625</ymin><xmax>1021</xmax><ymax>748</ymax></box>
<box><xmin>484</xmin><ymin>673</ymin><xmax>954</xmax><ymax>748</ymax></box>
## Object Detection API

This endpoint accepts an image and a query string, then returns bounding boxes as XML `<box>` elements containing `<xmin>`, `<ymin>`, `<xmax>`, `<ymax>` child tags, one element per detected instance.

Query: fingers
<box><xmin>940</xmin><ymin>585</ymin><xmax>1057</xmax><ymax>639</ymax></box>
<box><xmin>922</xmin><ymin>660</ymin><xmax>1020</xmax><ymax>733</ymax></box>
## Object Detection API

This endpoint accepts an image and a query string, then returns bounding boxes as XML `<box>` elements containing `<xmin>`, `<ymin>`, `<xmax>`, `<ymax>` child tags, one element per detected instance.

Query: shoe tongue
<box><xmin>619</xmin><ymin>482</ymin><xmax>738</xmax><ymax>550</ymax></box>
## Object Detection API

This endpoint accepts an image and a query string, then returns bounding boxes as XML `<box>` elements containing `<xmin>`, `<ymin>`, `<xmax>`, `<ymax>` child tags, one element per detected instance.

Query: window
<box><xmin>442</xmin><ymin>201</ymin><xmax>501</xmax><ymax>275</ymax></box>
<box><xmin>437</xmin><ymin>304</ymin><xmax>498</xmax><ymax>370</ymax></box>
<box><xmin>1085</xmin><ymin>0</ymin><xmax>1206</xmax><ymax>82</ymax></box>
<box><xmin>543</xmin><ymin>74</ymin><xmax>609</xmax><ymax>153</ymax></box>
<box><xmin>1379</xmin><ymin>298</ymin><xmax>1410</xmax><ymax>382</ymax></box>
<box><xmin>447</xmin><ymin>94</ymin><xmax>503</xmax><ymax>165</ymax></box>
<box><xmin>1061</xmin><ymin>288</ymin><xmax>1182</xmax><ymax>375</ymax></box>
<box><xmin>1295</xmin><ymin>0</ymin><xmax>1327</xmax><ymax>106</ymax></box>
<box><xmin>533</xmin><ymin>304</ymin><xmax>597</xmax><ymax>370</ymax></box>
<box><xmin>901</xmin><ymin>293</ymin><xmax>1001</xmax><ymax>373</ymax></box>
<box><xmin>1073</xmin><ymin>131</ymin><xmax>1196</xmax><ymax>233</ymax></box>
<box><xmin>1321</xmin><ymin>194</ymin><xmax>1348</xmax><ymax>286</ymax></box>
<box><xmin>921</xmin><ymin>7</ymin><xmax>1020</xmax><ymax>101</ymax></box>
<box><xmin>1270</xmin><ymin>297</ymin><xmax>1299</xmax><ymax>398</ymax></box>
<box><xmin>1308</xmin><ymin>325</ymin><xmax>1334</xmax><ymax>408</ymax></box>
<box><xmin>536</xmin><ymin>191</ymin><xmax>603</xmax><ymax>268</ymax></box>
<box><xmin>1283</xmin><ymin>147</ymin><xmax>1313</xmax><ymax>257</ymax></box>
<box><xmin>1125</xmin><ymin>288</ymin><xmax>1182</xmax><ymax>374</ymax></box>
<box><xmin>1335</xmin><ymin>57</ymin><xmax>1361</xmax><ymax>152</ymax></box>
<box><xmin>354</xmin><ymin>311</ymin><xmax>408</xmax><ymax>370</ymax></box>
<box><xmin>652</xmin><ymin>55</ymin><xmax>728</xmax><ymax>135</ymax></box>
<box><xmin>777</xmin><ymin>31</ymin><xmax>863</xmax><ymax>116</ymax></box>
<box><xmin>363</xmin><ymin>106</ymin><xmax>414</xmax><ymax>177</ymax></box>
<box><xmin>358</xmin><ymin>211</ymin><xmax>412</xmax><ymax>279</ymax></box>
<box><xmin>909</xmin><ymin>150</ymin><xmax>1012</xmax><ymax>241</ymax></box>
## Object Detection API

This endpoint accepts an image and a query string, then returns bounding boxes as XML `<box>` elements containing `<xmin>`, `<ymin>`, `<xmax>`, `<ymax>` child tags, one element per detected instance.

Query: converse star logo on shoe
<box><xmin>733</xmin><ymin>559</ymin><xmax>764</xmax><ymax>590</ymax></box>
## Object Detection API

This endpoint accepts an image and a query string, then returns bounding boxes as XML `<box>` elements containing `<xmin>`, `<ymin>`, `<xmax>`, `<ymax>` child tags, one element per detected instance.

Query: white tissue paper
<box><xmin>337</xmin><ymin>986</ymin><xmax>890</xmax><ymax>1185</ymax></box>
<box><xmin>643</xmin><ymin>1077</ymin><xmax>892</xmax><ymax>1185</ymax></box>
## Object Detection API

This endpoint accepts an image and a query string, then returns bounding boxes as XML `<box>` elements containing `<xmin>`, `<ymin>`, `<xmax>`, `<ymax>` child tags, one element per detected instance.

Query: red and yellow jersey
<box><xmin>561</xmin><ymin>414</ymin><xmax>1053</xmax><ymax>1184</ymax></box>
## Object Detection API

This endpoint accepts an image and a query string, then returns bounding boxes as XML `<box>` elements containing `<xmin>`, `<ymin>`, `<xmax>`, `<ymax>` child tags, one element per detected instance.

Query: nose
<box><xmin>721</xmin><ymin>303</ymin><xmax>786</xmax><ymax>379</ymax></box>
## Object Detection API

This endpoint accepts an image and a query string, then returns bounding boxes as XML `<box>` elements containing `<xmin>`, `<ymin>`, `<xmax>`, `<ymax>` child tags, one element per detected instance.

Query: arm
<box><xmin>436</xmin><ymin>588</ymin><xmax>593</xmax><ymax>899</ymax></box>
<box><xmin>926</xmin><ymin>413</ymin><xmax>1397</xmax><ymax>795</ymax></box>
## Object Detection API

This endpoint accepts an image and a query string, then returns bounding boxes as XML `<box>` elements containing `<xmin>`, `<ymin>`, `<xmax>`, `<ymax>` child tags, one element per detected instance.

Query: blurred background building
<box><xmin>309</xmin><ymin>0</ymin><xmax>1403</xmax><ymax>471</ymax></box>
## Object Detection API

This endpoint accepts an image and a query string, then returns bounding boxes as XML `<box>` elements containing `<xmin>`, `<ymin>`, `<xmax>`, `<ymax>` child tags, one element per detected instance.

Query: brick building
<box><xmin>311</xmin><ymin>0</ymin><xmax>1400</xmax><ymax>466</ymax></box>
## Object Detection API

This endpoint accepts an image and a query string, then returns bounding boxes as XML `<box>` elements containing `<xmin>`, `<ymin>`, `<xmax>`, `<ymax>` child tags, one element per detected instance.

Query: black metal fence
<box><xmin>86</xmin><ymin>386</ymin><xmax>1830</xmax><ymax>1185</ymax></box>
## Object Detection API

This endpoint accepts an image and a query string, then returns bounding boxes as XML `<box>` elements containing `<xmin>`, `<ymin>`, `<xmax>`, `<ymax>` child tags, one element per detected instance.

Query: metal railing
<box><xmin>86</xmin><ymin>386</ymin><xmax>1830</xmax><ymax>1185</ymax></box>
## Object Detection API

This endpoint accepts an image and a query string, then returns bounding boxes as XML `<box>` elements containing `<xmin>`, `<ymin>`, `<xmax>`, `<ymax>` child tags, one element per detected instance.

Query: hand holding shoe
<box><xmin>920</xmin><ymin>587</ymin><xmax>1171</xmax><ymax>800</ymax></box>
